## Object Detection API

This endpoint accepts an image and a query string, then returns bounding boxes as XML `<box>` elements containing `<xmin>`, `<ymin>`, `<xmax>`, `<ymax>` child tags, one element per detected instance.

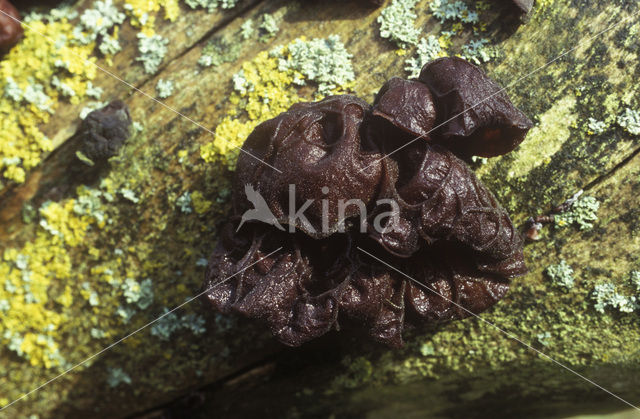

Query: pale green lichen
<box><xmin>277</xmin><ymin>35</ymin><xmax>355</xmax><ymax>96</ymax></box>
<box><xmin>404</xmin><ymin>35</ymin><xmax>445</xmax><ymax>78</ymax></box>
<box><xmin>377</xmin><ymin>0</ymin><xmax>420</xmax><ymax>48</ymax></box>
<box><xmin>107</xmin><ymin>367</ymin><xmax>132</xmax><ymax>388</ymax></box>
<box><xmin>587</xmin><ymin>117</ymin><xmax>607</xmax><ymax>135</ymax></box>
<box><xmin>136</xmin><ymin>33</ymin><xmax>168</xmax><ymax>74</ymax></box>
<box><xmin>80</xmin><ymin>101</ymin><xmax>110</xmax><ymax>119</ymax></box>
<box><xmin>461</xmin><ymin>38</ymin><xmax>496</xmax><ymax>65</ymax></box>
<box><xmin>176</xmin><ymin>191</ymin><xmax>193</xmax><ymax>214</ymax></box>
<box><xmin>592</xmin><ymin>282</ymin><xmax>637</xmax><ymax>314</ymax></box>
<box><xmin>617</xmin><ymin>107</ymin><xmax>640</xmax><ymax>135</ymax></box>
<box><xmin>150</xmin><ymin>309</ymin><xmax>206</xmax><ymax>340</ymax></box>
<box><xmin>155</xmin><ymin>78</ymin><xmax>175</xmax><ymax>98</ymax></box>
<box><xmin>259</xmin><ymin>14</ymin><xmax>279</xmax><ymax>41</ymax></box>
<box><xmin>122</xmin><ymin>278</ymin><xmax>154</xmax><ymax>310</ymax></box>
<box><xmin>184</xmin><ymin>0</ymin><xmax>238</xmax><ymax>13</ymax></box>
<box><xmin>429</xmin><ymin>0</ymin><xmax>479</xmax><ymax>24</ymax></box>
<box><xmin>198</xmin><ymin>36</ymin><xmax>243</xmax><ymax>68</ymax></box>
<box><xmin>75</xmin><ymin>0</ymin><xmax>126</xmax><ymax>45</ymax></box>
<box><xmin>555</xmin><ymin>195</ymin><xmax>600</xmax><ymax>230</ymax></box>
<box><xmin>98</xmin><ymin>33</ymin><xmax>122</xmax><ymax>56</ymax></box>
<box><xmin>86</xmin><ymin>82</ymin><xmax>104</xmax><ymax>99</ymax></box>
<box><xmin>631</xmin><ymin>271</ymin><xmax>640</xmax><ymax>292</ymax></box>
<box><xmin>545</xmin><ymin>260</ymin><xmax>575</xmax><ymax>289</ymax></box>
<box><xmin>119</xmin><ymin>188</ymin><xmax>140</xmax><ymax>203</ymax></box>
<box><xmin>240</xmin><ymin>19</ymin><xmax>254</xmax><ymax>40</ymax></box>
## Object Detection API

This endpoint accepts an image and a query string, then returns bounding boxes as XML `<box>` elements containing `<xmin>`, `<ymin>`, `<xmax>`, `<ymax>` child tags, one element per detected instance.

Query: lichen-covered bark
<box><xmin>1</xmin><ymin>0</ymin><xmax>639</xmax><ymax>418</ymax></box>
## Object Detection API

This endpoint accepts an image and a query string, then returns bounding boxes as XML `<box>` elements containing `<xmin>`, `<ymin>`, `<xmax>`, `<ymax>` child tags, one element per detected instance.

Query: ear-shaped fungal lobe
<box><xmin>397</xmin><ymin>144</ymin><xmax>527</xmax><ymax>278</ymax></box>
<box><xmin>76</xmin><ymin>100</ymin><xmax>132</xmax><ymax>164</ymax></box>
<box><xmin>234</xmin><ymin>95</ymin><xmax>384</xmax><ymax>238</ymax></box>
<box><xmin>0</xmin><ymin>0</ymin><xmax>23</xmax><ymax>52</ymax></box>
<box><xmin>372</xmin><ymin>77</ymin><xmax>437</xmax><ymax>140</ymax></box>
<box><xmin>369</xmin><ymin>143</ymin><xmax>526</xmax><ymax>279</ymax></box>
<box><xmin>404</xmin><ymin>243</ymin><xmax>510</xmax><ymax>323</ymax></box>
<box><xmin>202</xmin><ymin>223</ymin><xmax>354</xmax><ymax>346</ymax></box>
<box><xmin>419</xmin><ymin>57</ymin><xmax>533</xmax><ymax>159</ymax></box>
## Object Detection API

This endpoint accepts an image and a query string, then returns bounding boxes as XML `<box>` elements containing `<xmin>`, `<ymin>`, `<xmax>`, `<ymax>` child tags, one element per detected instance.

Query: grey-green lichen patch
<box><xmin>150</xmin><ymin>308</ymin><xmax>206</xmax><ymax>340</ymax></box>
<box><xmin>545</xmin><ymin>260</ymin><xmax>575</xmax><ymax>289</ymax></box>
<box><xmin>75</xmin><ymin>0</ymin><xmax>126</xmax><ymax>45</ymax></box>
<box><xmin>240</xmin><ymin>19</ymin><xmax>254</xmax><ymax>40</ymax></box>
<box><xmin>377</xmin><ymin>0</ymin><xmax>420</xmax><ymax>48</ymax></box>
<box><xmin>259</xmin><ymin>14</ymin><xmax>279</xmax><ymax>41</ymax></box>
<box><xmin>277</xmin><ymin>35</ymin><xmax>355</xmax><ymax>96</ymax></box>
<box><xmin>137</xmin><ymin>33</ymin><xmax>169</xmax><ymax>74</ymax></box>
<box><xmin>184</xmin><ymin>0</ymin><xmax>239</xmax><ymax>13</ymax></box>
<box><xmin>122</xmin><ymin>278</ymin><xmax>154</xmax><ymax>310</ymax></box>
<box><xmin>592</xmin><ymin>271</ymin><xmax>640</xmax><ymax>314</ymax></box>
<box><xmin>405</xmin><ymin>35</ymin><xmax>444</xmax><ymax>78</ymax></box>
<box><xmin>555</xmin><ymin>195</ymin><xmax>600</xmax><ymax>230</ymax></box>
<box><xmin>155</xmin><ymin>79</ymin><xmax>175</xmax><ymax>99</ymax></box>
<box><xmin>617</xmin><ymin>107</ymin><xmax>640</xmax><ymax>135</ymax></box>
<box><xmin>176</xmin><ymin>191</ymin><xmax>193</xmax><ymax>213</ymax></box>
<box><xmin>198</xmin><ymin>36</ymin><xmax>243</xmax><ymax>68</ymax></box>
<box><xmin>107</xmin><ymin>367</ymin><xmax>132</xmax><ymax>388</ymax></box>
<box><xmin>461</xmin><ymin>38</ymin><xmax>497</xmax><ymax>65</ymax></box>
<box><xmin>586</xmin><ymin>117</ymin><xmax>607</xmax><ymax>135</ymax></box>
<box><xmin>99</xmin><ymin>33</ymin><xmax>122</xmax><ymax>56</ymax></box>
<box><xmin>429</xmin><ymin>0</ymin><xmax>479</xmax><ymax>24</ymax></box>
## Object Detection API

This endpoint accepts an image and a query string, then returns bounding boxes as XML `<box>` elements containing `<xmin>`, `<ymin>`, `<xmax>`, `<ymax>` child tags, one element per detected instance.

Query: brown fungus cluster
<box><xmin>0</xmin><ymin>0</ymin><xmax>22</xmax><ymax>52</ymax></box>
<box><xmin>202</xmin><ymin>57</ymin><xmax>532</xmax><ymax>347</ymax></box>
<box><xmin>75</xmin><ymin>100</ymin><xmax>132</xmax><ymax>165</ymax></box>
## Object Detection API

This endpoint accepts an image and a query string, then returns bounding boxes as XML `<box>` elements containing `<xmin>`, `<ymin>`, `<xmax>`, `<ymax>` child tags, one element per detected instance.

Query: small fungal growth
<box><xmin>75</xmin><ymin>100</ymin><xmax>132</xmax><ymax>166</ymax></box>
<box><xmin>202</xmin><ymin>57</ymin><xmax>531</xmax><ymax>347</ymax></box>
<box><xmin>0</xmin><ymin>0</ymin><xmax>22</xmax><ymax>52</ymax></box>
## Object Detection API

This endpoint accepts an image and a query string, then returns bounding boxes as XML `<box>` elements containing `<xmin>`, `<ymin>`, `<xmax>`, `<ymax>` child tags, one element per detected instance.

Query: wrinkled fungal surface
<box><xmin>203</xmin><ymin>58</ymin><xmax>530</xmax><ymax>347</ymax></box>
<box><xmin>76</xmin><ymin>100</ymin><xmax>132</xmax><ymax>164</ymax></box>
<box><xmin>418</xmin><ymin>57</ymin><xmax>533</xmax><ymax>158</ymax></box>
<box><xmin>0</xmin><ymin>0</ymin><xmax>22</xmax><ymax>52</ymax></box>
<box><xmin>234</xmin><ymin>95</ymin><xmax>383</xmax><ymax>238</ymax></box>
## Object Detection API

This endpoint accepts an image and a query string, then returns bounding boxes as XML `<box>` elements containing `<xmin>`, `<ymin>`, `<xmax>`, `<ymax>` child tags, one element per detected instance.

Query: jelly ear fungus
<box><xmin>203</xmin><ymin>57</ymin><xmax>532</xmax><ymax>347</ymax></box>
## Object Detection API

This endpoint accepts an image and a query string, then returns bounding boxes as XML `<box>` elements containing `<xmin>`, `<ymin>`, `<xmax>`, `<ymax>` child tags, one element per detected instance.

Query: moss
<box><xmin>505</xmin><ymin>95</ymin><xmax>578</xmax><ymax>179</ymax></box>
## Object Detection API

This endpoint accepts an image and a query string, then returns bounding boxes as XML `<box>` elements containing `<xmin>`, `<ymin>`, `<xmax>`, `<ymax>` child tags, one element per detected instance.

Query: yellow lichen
<box><xmin>0</xmin><ymin>17</ymin><xmax>99</xmax><ymax>188</ymax></box>
<box><xmin>191</xmin><ymin>190</ymin><xmax>213</xmax><ymax>214</ymax></box>
<box><xmin>200</xmin><ymin>49</ymin><xmax>302</xmax><ymax>169</ymax></box>
<box><xmin>125</xmin><ymin>0</ymin><xmax>180</xmax><ymax>34</ymax></box>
